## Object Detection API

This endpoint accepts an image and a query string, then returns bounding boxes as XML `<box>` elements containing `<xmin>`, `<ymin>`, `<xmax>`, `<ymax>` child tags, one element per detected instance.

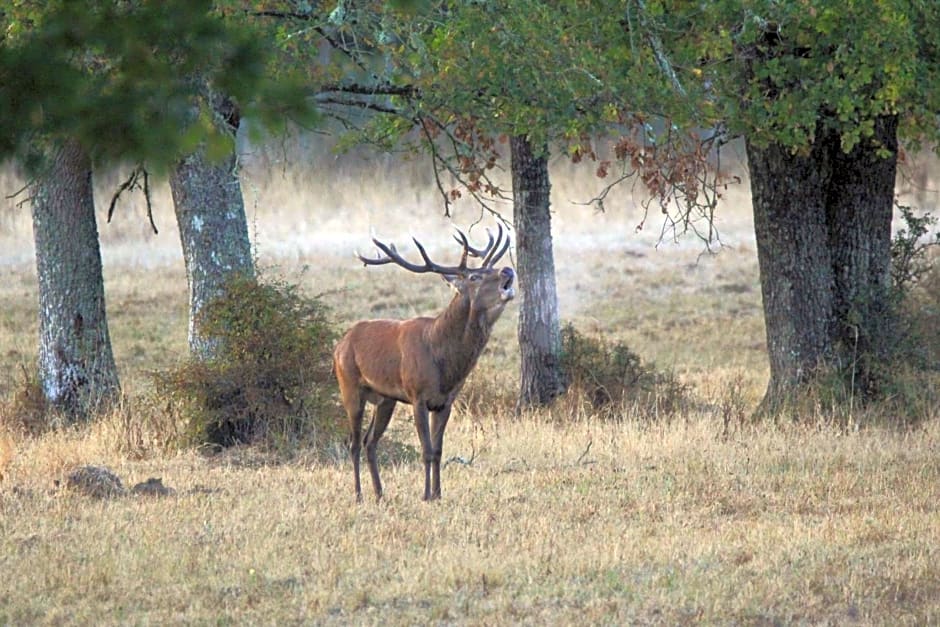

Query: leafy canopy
<box><xmin>0</xmin><ymin>0</ymin><xmax>314</xmax><ymax>170</ymax></box>
<box><xmin>651</xmin><ymin>0</ymin><xmax>940</xmax><ymax>152</ymax></box>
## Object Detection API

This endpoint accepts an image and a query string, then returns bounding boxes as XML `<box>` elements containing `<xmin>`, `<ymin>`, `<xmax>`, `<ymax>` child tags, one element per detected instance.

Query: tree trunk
<box><xmin>510</xmin><ymin>135</ymin><xmax>568</xmax><ymax>409</ymax></box>
<box><xmin>31</xmin><ymin>139</ymin><xmax>120</xmax><ymax>419</ymax></box>
<box><xmin>169</xmin><ymin>98</ymin><xmax>254</xmax><ymax>360</ymax></box>
<box><xmin>825</xmin><ymin>116</ymin><xmax>898</xmax><ymax>380</ymax></box>
<box><xmin>747</xmin><ymin>116</ymin><xmax>899</xmax><ymax>411</ymax></box>
<box><xmin>747</xmin><ymin>135</ymin><xmax>835</xmax><ymax>408</ymax></box>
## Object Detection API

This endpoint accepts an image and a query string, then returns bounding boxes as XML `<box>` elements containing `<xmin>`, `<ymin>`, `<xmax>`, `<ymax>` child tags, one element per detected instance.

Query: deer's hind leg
<box><xmin>340</xmin><ymin>385</ymin><xmax>367</xmax><ymax>502</ymax></box>
<box><xmin>364</xmin><ymin>397</ymin><xmax>396</xmax><ymax>499</ymax></box>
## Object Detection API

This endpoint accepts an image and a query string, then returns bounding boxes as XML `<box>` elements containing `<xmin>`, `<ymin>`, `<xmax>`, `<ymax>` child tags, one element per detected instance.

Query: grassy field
<box><xmin>1</xmin><ymin>147</ymin><xmax>939</xmax><ymax>624</ymax></box>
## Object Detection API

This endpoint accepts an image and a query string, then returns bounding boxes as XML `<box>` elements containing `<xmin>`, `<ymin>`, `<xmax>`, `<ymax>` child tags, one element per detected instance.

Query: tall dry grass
<box><xmin>1</xmin><ymin>136</ymin><xmax>938</xmax><ymax>624</ymax></box>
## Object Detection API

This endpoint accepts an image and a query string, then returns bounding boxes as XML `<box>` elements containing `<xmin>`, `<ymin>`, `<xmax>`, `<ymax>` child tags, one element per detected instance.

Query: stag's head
<box><xmin>358</xmin><ymin>224</ymin><xmax>515</xmax><ymax>324</ymax></box>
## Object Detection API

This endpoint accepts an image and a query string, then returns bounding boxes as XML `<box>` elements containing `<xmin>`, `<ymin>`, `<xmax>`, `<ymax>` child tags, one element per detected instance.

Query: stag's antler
<box><xmin>360</xmin><ymin>225</ymin><xmax>509</xmax><ymax>275</ymax></box>
<box><xmin>453</xmin><ymin>224</ymin><xmax>510</xmax><ymax>267</ymax></box>
<box><xmin>358</xmin><ymin>237</ymin><xmax>467</xmax><ymax>275</ymax></box>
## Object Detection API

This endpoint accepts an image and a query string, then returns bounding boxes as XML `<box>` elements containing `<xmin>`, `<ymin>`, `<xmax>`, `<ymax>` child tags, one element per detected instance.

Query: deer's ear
<box><xmin>442</xmin><ymin>274</ymin><xmax>464</xmax><ymax>291</ymax></box>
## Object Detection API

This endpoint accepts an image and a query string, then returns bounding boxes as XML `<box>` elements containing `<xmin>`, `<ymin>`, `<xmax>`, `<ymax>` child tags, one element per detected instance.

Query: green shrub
<box><xmin>820</xmin><ymin>206</ymin><xmax>940</xmax><ymax>423</ymax></box>
<box><xmin>155</xmin><ymin>273</ymin><xmax>341</xmax><ymax>452</ymax></box>
<box><xmin>559</xmin><ymin>323</ymin><xmax>690</xmax><ymax>419</ymax></box>
<box><xmin>891</xmin><ymin>203</ymin><xmax>940</xmax><ymax>293</ymax></box>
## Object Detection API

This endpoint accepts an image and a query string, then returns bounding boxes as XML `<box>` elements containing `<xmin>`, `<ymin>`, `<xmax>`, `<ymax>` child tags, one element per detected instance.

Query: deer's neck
<box><xmin>429</xmin><ymin>293</ymin><xmax>495</xmax><ymax>391</ymax></box>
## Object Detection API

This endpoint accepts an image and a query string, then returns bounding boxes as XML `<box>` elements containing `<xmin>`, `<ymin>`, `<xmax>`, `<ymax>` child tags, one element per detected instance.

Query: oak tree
<box><xmin>1</xmin><ymin>0</ymin><xmax>310</xmax><ymax>417</ymax></box>
<box><xmin>643</xmin><ymin>0</ymin><xmax>940</xmax><ymax>410</ymax></box>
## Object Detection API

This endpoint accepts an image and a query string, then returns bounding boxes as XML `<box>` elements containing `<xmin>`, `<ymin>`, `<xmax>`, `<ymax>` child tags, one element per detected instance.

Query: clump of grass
<box><xmin>0</xmin><ymin>364</ymin><xmax>63</xmax><ymax>436</ymax></box>
<box><xmin>558</xmin><ymin>322</ymin><xmax>691</xmax><ymax>419</ymax></box>
<box><xmin>86</xmin><ymin>395</ymin><xmax>186</xmax><ymax>459</ymax></box>
<box><xmin>0</xmin><ymin>430</ymin><xmax>12</xmax><ymax>482</ymax></box>
<box><xmin>155</xmin><ymin>273</ymin><xmax>342</xmax><ymax>454</ymax></box>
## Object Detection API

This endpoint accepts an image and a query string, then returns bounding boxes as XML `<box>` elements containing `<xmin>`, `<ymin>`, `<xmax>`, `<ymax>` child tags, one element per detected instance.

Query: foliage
<box><xmin>155</xmin><ymin>273</ymin><xmax>340</xmax><ymax>452</ymax></box>
<box><xmin>233</xmin><ymin>2</ymin><xmax>940</xmax><ymax>213</ymax></box>
<box><xmin>559</xmin><ymin>323</ymin><xmax>690</xmax><ymax>418</ymax></box>
<box><xmin>891</xmin><ymin>203</ymin><xmax>940</xmax><ymax>291</ymax></box>
<box><xmin>655</xmin><ymin>0</ymin><xmax>940</xmax><ymax>152</ymax></box>
<box><xmin>0</xmin><ymin>0</ymin><xmax>314</xmax><ymax>171</ymax></box>
<box><xmin>253</xmin><ymin>1</ymin><xmax>710</xmax><ymax>217</ymax></box>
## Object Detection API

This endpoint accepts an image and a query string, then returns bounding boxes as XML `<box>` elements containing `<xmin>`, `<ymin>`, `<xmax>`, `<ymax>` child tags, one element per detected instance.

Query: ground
<box><xmin>0</xmin><ymin>144</ymin><xmax>938</xmax><ymax>624</ymax></box>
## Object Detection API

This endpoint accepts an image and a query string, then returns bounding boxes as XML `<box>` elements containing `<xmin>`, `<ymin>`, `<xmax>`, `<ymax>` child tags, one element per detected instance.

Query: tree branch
<box><xmin>314</xmin><ymin>95</ymin><xmax>404</xmax><ymax>116</ymax></box>
<box><xmin>632</xmin><ymin>0</ymin><xmax>687</xmax><ymax>97</ymax></box>
<box><xmin>107</xmin><ymin>165</ymin><xmax>157</xmax><ymax>234</ymax></box>
<box><xmin>317</xmin><ymin>82</ymin><xmax>419</xmax><ymax>97</ymax></box>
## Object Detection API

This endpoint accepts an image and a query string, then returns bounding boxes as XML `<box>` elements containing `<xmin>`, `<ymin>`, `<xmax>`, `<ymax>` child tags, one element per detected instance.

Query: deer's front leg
<box><xmin>412</xmin><ymin>402</ymin><xmax>434</xmax><ymax>501</ymax></box>
<box><xmin>430</xmin><ymin>403</ymin><xmax>453</xmax><ymax>500</ymax></box>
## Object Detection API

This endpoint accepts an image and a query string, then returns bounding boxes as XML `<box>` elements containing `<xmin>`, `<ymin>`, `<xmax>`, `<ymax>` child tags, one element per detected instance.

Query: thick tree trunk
<box><xmin>31</xmin><ymin>140</ymin><xmax>120</xmax><ymax>419</ymax></box>
<box><xmin>825</xmin><ymin>116</ymin><xmax>898</xmax><ymax>374</ymax></box>
<box><xmin>747</xmin><ymin>116</ymin><xmax>899</xmax><ymax>411</ymax></box>
<box><xmin>169</xmin><ymin>101</ymin><xmax>254</xmax><ymax>360</ymax></box>
<box><xmin>510</xmin><ymin>135</ymin><xmax>567</xmax><ymax>409</ymax></box>
<box><xmin>747</xmin><ymin>136</ymin><xmax>835</xmax><ymax>407</ymax></box>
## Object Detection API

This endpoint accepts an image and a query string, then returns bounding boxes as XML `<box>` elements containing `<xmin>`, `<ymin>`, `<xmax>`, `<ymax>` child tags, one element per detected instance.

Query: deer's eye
<box><xmin>469</xmin><ymin>274</ymin><xmax>482</xmax><ymax>282</ymax></box>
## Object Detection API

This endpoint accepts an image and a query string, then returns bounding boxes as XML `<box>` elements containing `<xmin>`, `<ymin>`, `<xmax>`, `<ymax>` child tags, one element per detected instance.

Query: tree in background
<box><xmin>1</xmin><ymin>0</ymin><xmax>311</xmax><ymax>418</ymax></box>
<box><xmin>30</xmin><ymin>140</ymin><xmax>120</xmax><ymax>419</ymax></box>
<box><xmin>638</xmin><ymin>0</ymin><xmax>940</xmax><ymax>411</ymax></box>
<box><xmin>258</xmin><ymin>0</ymin><xmax>681</xmax><ymax>410</ymax></box>
<box><xmin>169</xmin><ymin>91</ymin><xmax>255</xmax><ymax>360</ymax></box>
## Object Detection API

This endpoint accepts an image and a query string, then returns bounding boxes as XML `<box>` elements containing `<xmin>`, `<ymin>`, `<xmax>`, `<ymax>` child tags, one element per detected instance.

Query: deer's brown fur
<box><xmin>334</xmin><ymin>228</ymin><xmax>514</xmax><ymax>501</ymax></box>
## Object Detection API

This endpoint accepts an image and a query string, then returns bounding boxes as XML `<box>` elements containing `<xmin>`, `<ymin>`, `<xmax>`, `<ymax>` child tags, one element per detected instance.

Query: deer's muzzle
<box><xmin>500</xmin><ymin>267</ymin><xmax>516</xmax><ymax>301</ymax></box>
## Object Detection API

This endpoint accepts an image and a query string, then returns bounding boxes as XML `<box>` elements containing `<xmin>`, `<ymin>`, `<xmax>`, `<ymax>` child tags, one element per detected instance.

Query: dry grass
<box><xmin>1</xmin><ymin>143</ymin><xmax>939</xmax><ymax>624</ymax></box>
<box><xmin>2</xmin><ymin>417</ymin><xmax>939</xmax><ymax>624</ymax></box>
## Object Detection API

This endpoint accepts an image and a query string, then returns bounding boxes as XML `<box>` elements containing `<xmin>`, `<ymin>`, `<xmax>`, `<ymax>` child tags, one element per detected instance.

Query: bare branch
<box><xmin>576</xmin><ymin>440</ymin><xmax>593</xmax><ymax>465</ymax></box>
<box><xmin>317</xmin><ymin>82</ymin><xmax>419</xmax><ymax>98</ymax></box>
<box><xmin>107</xmin><ymin>165</ymin><xmax>158</xmax><ymax>234</ymax></box>
<box><xmin>315</xmin><ymin>95</ymin><xmax>404</xmax><ymax>116</ymax></box>
<box><xmin>248</xmin><ymin>9</ymin><xmax>372</xmax><ymax>76</ymax></box>
<box><xmin>5</xmin><ymin>180</ymin><xmax>32</xmax><ymax>202</ymax></box>
<box><xmin>443</xmin><ymin>445</ymin><xmax>476</xmax><ymax>468</ymax></box>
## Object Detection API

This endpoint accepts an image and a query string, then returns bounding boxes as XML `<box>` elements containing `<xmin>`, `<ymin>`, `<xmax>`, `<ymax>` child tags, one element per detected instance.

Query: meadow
<box><xmin>1</xmin><ymin>143</ymin><xmax>939</xmax><ymax>624</ymax></box>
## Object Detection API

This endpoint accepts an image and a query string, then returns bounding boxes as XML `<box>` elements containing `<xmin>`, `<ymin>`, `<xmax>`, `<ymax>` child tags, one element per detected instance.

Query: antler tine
<box><xmin>364</xmin><ymin>239</ymin><xmax>431</xmax><ymax>273</ymax></box>
<box><xmin>359</xmin><ymin>236</ymin><xmax>467</xmax><ymax>275</ymax></box>
<box><xmin>482</xmin><ymin>223</ymin><xmax>510</xmax><ymax>267</ymax></box>
<box><xmin>411</xmin><ymin>237</ymin><xmax>458</xmax><ymax>274</ymax></box>
<box><xmin>454</xmin><ymin>228</ymin><xmax>495</xmax><ymax>260</ymax></box>
<box><xmin>451</xmin><ymin>230</ymin><xmax>472</xmax><ymax>270</ymax></box>
<box><xmin>356</xmin><ymin>245</ymin><xmax>394</xmax><ymax>267</ymax></box>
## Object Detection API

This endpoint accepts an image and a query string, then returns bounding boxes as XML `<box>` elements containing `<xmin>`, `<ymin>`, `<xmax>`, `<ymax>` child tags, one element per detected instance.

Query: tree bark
<box><xmin>747</xmin><ymin>116</ymin><xmax>899</xmax><ymax>411</ymax></box>
<box><xmin>747</xmin><ymin>135</ymin><xmax>835</xmax><ymax>407</ymax></box>
<box><xmin>31</xmin><ymin>139</ymin><xmax>120</xmax><ymax>419</ymax></box>
<box><xmin>825</xmin><ymin>116</ymin><xmax>898</xmax><ymax>373</ymax></box>
<box><xmin>511</xmin><ymin>135</ymin><xmax>568</xmax><ymax>409</ymax></box>
<box><xmin>169</xmin><ymin>98</ymin><xmax>254</xmax><ymax>360</ymax></box>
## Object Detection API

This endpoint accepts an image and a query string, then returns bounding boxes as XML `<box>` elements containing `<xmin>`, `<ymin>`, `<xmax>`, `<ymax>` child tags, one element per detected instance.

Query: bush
<box><xmin>821</xmin><ymin>205</ymin><xmax>940</xmax><ymax>423</ymax></box>
<box><xmin>559</xmin><ymin>323</ymin><xmax>690</xmax><ymax>419</ymax></box>
<box><xmin>155</xmin><ymin>273</ymin><xmax>341</xmax><ymax>452</ymax></box>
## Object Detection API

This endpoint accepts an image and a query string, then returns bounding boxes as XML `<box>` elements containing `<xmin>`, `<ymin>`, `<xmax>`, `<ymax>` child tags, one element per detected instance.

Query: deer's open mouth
<box><xmin>499</xmin><ymin>267</ymin><xmax>516</xmax><ymax>301</ymax></box>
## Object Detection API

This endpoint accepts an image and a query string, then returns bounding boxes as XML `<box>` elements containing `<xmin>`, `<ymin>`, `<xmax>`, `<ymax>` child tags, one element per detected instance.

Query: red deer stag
<box><xmin>334</xmin><ymin>226</ymin><xmax>515</xmax><ymax>501</ymax></box>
